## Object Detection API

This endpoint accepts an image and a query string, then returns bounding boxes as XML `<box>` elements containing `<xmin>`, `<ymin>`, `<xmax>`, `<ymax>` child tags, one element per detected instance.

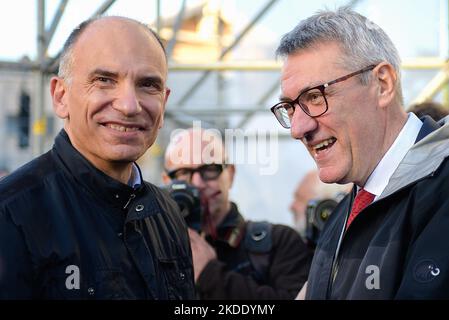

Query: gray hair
<box><xmin>58</xmin><ymin>16</ymin><xmax>166</xmax><ymax>83</ymax></box>
<box><xmin>276</xmin><ymin>7</ymin><xmax>402</xmax><ymax>101</ymax></box>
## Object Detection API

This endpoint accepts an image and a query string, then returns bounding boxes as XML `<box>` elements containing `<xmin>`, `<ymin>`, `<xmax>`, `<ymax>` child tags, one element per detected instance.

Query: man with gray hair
<box><xmin>0</xmin><ymin>16</ymin><xmax>195</xmax><ymax>299</ymax></box>
<box><xmin>271</xmin><ymin>7</ymin><xmax>449</xmax><ymax>299</ymax></box>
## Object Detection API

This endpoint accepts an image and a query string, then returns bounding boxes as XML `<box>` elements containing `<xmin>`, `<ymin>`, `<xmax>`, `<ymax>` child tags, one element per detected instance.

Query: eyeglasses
<box><xmin>166</xmin><ymin>164</ymin><xmax>227</xmax><ymax>182</ymax></box>
<box><xmin>271</xmin><ymin>65</ymin><xmax>377</xmax><ymax>128</ymax></box>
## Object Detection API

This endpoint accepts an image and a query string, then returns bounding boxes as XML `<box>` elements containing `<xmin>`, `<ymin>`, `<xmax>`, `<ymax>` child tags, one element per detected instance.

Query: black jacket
<box><xmin>306</xmin><ymin>116</ymin><xmax>449</xmax><ymax>299</ymax></box>
<box><xmin>0</xmin><ymin>130</ymin><xmax>195</xmax><ymax>300</ymax></box>
<box><xmin>196</xmin><ymin>203</ymin><xmax>312</xmax><ymax>299</ymax></box>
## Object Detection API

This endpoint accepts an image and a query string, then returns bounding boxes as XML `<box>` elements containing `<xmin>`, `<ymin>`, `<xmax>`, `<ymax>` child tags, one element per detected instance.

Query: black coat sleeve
<box><xmin>196</xmin><ymin>225</ymin><xmax>312</xmax><ymax>299</ymax></box>
<box><xmin>0</xmin><ymin>208</ymin><xmax>34</xmax><ymax>299</ymax></box>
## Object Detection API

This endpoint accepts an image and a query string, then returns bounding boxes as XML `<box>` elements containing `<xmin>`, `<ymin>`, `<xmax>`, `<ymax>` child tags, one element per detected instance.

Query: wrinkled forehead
<box><xmin>165</xmin><ymin>129</ymin><xmax>227</xmax><ymax>168</ymax></box>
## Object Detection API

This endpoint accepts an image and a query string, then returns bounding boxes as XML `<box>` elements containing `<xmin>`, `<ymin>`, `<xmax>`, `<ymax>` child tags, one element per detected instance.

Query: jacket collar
<box><xmin>52</xmin><ymin>129</ymin><xmax>147</xmax><ymax>209</ymax></box>
<box><xmin>217</xmin><ymin>202</ymin><xmax>244</xmax><ymax>229</ymax></box>
<box><xmin>207</xmin><ymin>202</ymin><xmax>246</xmax><ymax>247</ymax></box>
<box><xmin>415</xmin><ymin>115</ymin><xmax>441</xmax><ymax>143</ymax></box>
<box><xmin>379</xmin><ymin>116</ymin><xmax>449</xmax><ymax>200</ymax></box>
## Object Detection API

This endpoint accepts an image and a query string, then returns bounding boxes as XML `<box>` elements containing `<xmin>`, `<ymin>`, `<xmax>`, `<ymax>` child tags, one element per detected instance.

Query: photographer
<box><xmin>290</xmin><ymin>170</ymin><xmax>352</xmax><ymax>247</ymax></box>
<box><xmin>162</xmin><ymin>128</ymin><xmax>312</xmax><ymax>299</ymax></box>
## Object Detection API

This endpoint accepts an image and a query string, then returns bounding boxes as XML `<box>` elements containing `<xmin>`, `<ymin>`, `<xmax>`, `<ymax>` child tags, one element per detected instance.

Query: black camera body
<box><xmin>305</xmin><ymin>198</ymin><xmax>339</xmax><ymax>247</ymax></box>
<box><xmin>164</xmin><ymin>180</ymin><xmax>203</xmax><ymax>232</ymax></box>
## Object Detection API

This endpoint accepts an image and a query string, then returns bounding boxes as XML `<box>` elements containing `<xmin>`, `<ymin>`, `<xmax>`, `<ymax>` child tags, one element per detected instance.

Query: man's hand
<box><xmin>188</xmin><ymin>228</ymin><xmax>217</xmax><ymax>282</ymax></box>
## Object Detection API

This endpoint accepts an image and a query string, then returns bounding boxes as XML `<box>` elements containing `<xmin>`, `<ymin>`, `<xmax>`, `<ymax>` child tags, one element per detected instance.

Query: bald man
<box><xmin>0</xmin><ymin>16</ymin><xmax>195</xmax><ymax>299</ymax></box>
<box><xmin>163</xmin><ymin>128</ymin><xmax>312</xmax><ymax>299</ymax></box>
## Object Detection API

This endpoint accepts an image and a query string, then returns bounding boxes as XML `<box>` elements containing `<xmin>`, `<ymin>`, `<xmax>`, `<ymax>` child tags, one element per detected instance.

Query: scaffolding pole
<box><xmin>43</xmin><ymin>0</ymin><xmax>69</xmax><ymax>55</ymax></box>
<box><xmin>166</xmin><ymin>0</ymin><xmax>186</xmax><ymax>59</ymax></box>
<box><xmin>32</xmin><ymin>0</ymin><xmax>46</xmax><ymax>156</ymax></box>
<box><xmin>235</xmin><ymin>80</ymin><xmax>280</xmax><ymax>128</ymax></box>
<box><xmin>156</xmin><ymin>0</ymin><xmax>161</xmax><ymax>34</ymax></box>
<box><xmin>92</xmin><ymin>0</ymin><xmax>116</xmax><ymax>17</ymax></box>
<box><xmin>45</xmin><ymin>0</ymin><xmax>117</xmax><ymax>74</ymax></box>
<box><xmin>410</xmin><ymin>61</ymin><xmax>449</xmax><ymax>105</ymax></box>
<box><xmin>175</xmin><ymin>0</ymin><xmax>280</xmax><ymax>107</ymax></box>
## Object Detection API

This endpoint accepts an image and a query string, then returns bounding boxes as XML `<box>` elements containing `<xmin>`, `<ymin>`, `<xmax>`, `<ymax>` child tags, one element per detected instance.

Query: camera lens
<box><xmin>165</xmin><ymin>180</ymin><xmax>203</xmax><ymax>232</ymax></box>
<box><xmin>171</xmin><ymin>189</ymin><xmax>197</xmax><ymax>217</ymax></box>
<box><xmin>305</xmin><ymin>198</ymin><xmax>339</xmax><ymax>248</ymax></box>
<box><xmin>312</xmin><ymin>199</ymin><xmax>338</xmax><ymax>230</ymax></box>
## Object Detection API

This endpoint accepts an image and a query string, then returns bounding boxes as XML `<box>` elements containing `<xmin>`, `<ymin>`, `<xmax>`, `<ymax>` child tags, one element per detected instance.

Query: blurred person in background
<box><xmin>163</xmin><ymin>128</ymin><xmax>312</xmax><ymax>299</ymax></box>
<box><xmin>290</xmin><ymin>170</ymin><xmax>351</xmax><ymax>243</ymax></box>
<box><xmin>272</xmin><ymin>7</ymin><xmax>449</xmax><ymax>299</ymax></box>
<box><xmin>0</xmin><ymin>16</ymin><xmax>195</xmax><ymax>299</ymax></box>
<box><xmin>408</xmin><ymin>101</ymin><xmax>448</xmax><ymax>122</ymax></box>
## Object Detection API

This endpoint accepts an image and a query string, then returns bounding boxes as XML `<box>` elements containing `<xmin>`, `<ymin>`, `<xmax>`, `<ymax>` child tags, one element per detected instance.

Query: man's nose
<box><xmin>190</xmin><ymin>171</ymin><xmax>206</xmax><ymax>189</ymax></box>
<box><xmin>290</xmin><ymin>105</ymin><xmax>318</xmax><ymax>140</ymax></box>
<box><xmin>113</xmin><ymin>83</ymin><xmax>142</xmax><ymax>116</ymax></box>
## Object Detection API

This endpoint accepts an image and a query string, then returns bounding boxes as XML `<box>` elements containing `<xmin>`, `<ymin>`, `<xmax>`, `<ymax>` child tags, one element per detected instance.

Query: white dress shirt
<box><xmin>363</xmin><ymin>112</ymin><xmax>423</xmax><ymax>200</ymax></box>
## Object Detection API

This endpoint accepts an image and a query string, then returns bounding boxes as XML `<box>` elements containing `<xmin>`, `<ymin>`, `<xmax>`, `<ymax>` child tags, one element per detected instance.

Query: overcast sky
<box><xmin>0</xmin><ymin>0</ymin><xmax>443</xmax><ymax>61</ymax></box>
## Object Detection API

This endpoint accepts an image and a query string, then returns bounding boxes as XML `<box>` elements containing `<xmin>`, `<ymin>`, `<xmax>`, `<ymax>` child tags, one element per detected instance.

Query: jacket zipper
<box><xmin>325</xmin><ymin>188</ymin><xmax>355</xmax><ymax>299</ymax></box>
<box><xmin>324</xmin><ymin>161</ymin><xmax>439</xmax><ymax>298</ymax></box>
<box><xmin>326</xmin><ymin>194</ymin><xmax>377</xmax><ymax>297</ymax></box>
<box><xmin>326</xmin><ymin>214</ymin><xmax>347</xmax><ymax>298</ymax></box>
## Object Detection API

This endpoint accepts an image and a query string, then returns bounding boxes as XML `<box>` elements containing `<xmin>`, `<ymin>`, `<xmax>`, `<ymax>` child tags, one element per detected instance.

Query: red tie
<box><xmin>346</xmin><ymin>189</ymin><xmax>375</xmax><ymax>230</ymax></box>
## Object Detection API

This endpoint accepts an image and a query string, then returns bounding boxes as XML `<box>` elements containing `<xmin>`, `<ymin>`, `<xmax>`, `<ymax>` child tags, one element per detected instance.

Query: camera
<box><xmin>164</xmin><ymin>180</ymin><xmax>203</xmax><ymax>232</ymax></box>
<box><xmin>305</xmin><ymin>198</ymin><xmax>339</xmax><ymax>248</ymax></box>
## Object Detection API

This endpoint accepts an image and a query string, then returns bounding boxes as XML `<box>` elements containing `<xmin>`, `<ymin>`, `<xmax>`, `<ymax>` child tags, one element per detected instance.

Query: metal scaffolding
<box><xmin>0</xmin><ymin>0</ymin><xmax>448</xmax><ymax>157</ymax></box>
<box><xmin>30</xmin><ymin>0</ymin><xmax>118</xmax><ymax>156</ymax></box>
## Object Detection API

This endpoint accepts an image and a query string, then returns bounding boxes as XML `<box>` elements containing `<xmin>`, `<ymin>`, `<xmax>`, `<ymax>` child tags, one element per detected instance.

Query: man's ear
<box><xmin>374</xmin><ymin>62</ymin><xmax>397</xmax><ymax>108</ymax></box>
<box><xmin>50</xmin><ymin>76</ymin><xmax>69</xmax><ymax>119</ymax></box>
<box><xmin>226</xmin><ymin>164</ymin><xmax>236</xmax><ymax>188</ymax></box>
<box><xmin>164</xmin><ymin>87</ymin><xmax>171</xmax><ymax>103</ymax></box>
<box><xmin>158</xmin><ymin>87</ymin><xmax>171</xmax><ymax>129</ymax></box>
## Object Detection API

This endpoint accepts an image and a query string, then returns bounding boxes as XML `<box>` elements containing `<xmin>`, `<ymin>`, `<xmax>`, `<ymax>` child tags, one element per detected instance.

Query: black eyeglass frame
<box><xmin>271</xmin><ymin>64</ymin><xmax>377</xmax><ymax>128</ymax></box>
<box><xmin>165</xmin><ymin>164</ymin><xmax>227</xmax><ymax>182</ymax></box>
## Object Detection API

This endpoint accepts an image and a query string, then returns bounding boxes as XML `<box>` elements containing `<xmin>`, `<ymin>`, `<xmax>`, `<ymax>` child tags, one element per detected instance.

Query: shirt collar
<box><xmin>128</xmin><ymin>163</ymin><xmax>142</xmax><ymax>188</ymax></box>
<box><xmin>363</xmin><ymin>112</ymin><xmax>423</xmax><ymax>198</ymax></box>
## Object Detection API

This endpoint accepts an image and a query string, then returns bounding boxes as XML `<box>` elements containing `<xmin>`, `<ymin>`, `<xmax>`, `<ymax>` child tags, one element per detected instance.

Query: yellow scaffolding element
<box><xmin>168</xmin><ymin>57</ymin><xmax>447</xmax><ymax>71</ymax></box>
<box><xmin>168</xmin><ymin>57</ymin><xmax>449</xmax><ymax>110</ymax></box>
<box><xmin>32</xmin><ymin>117</ymin><xmax>47</xmax><ymax>136</ymax></box>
